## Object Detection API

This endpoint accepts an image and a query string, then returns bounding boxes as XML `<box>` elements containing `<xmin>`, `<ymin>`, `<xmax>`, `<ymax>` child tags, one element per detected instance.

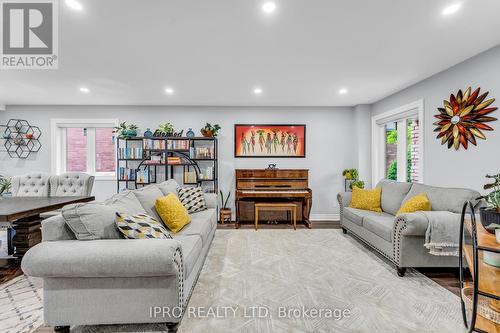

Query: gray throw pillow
<box><xmin>157</xmin><ymin>179</ymin><xmax>180</xmax><ymax>197</ymax></box>
<box><xmin>132</xmin><ymin>185</ymin><xmax>165</xmax><ymax>221</ymax></box>
<box><xmin>62</xmin><ymin>203</ymin><xmax>123</xmax><ymax>240</ymax></box>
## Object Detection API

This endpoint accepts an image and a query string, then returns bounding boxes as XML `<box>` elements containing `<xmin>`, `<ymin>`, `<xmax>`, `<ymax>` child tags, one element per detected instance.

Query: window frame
<box><xmin>371</xmin><ymin>100</ymin><xmax>424</xmax><ymax>185</ymax></box>
<box><xmin>51</xmin><ymin>119</ymin><xmax>119</xmax><ymax>180</ymax></box>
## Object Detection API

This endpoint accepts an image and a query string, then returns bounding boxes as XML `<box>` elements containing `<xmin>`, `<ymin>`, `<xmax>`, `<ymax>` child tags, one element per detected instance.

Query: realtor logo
<box><xmin>1</xmin><ymin>0</ymin><xmax>58</xmax><ymax>69</ymax></box>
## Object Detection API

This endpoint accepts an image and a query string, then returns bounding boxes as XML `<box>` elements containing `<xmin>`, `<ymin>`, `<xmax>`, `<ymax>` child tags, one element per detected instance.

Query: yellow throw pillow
<box><xmin>397</xmin><ymin>193</ymin><xmax>431</xmax><ymax>215</ymax></box>
<box><xmin>155</xmin><ymin>193</ymin><xmax>191</xmax><ymax>233</ymax></box>
<box><xmin>349</xmin><ymin>187</ymin><xmax>382</xmax><ymax>212</ymax></box>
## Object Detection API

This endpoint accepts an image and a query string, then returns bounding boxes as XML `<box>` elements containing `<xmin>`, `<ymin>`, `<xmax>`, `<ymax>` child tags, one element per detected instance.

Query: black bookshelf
<box><xmin>116</xmin><ymin>136</ymin><xmax>218</xmax><ymax>193</ymax></box>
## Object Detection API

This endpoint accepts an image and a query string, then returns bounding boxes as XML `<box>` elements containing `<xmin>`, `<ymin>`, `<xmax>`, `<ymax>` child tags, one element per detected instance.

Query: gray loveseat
<box><xmin>21</xmin><ymin>179</ymin><xmax>216</xmax><ymax>333</ymax></box>
<box><xmin>337</xmin><ymin>180</ymin><xmax>479</xmax><ymax>277</ymax></box>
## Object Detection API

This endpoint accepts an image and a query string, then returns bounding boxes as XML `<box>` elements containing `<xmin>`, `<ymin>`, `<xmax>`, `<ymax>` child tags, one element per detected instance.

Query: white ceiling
<box><xmin>1</xmin><ymin>0</ymin><xmax>500</xmax><ymax>107</ymax></box>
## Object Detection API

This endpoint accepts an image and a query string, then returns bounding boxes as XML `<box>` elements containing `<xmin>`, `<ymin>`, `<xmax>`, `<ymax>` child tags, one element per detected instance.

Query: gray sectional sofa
<box><xmin>21</xmin><ymin>179</ymin><xmax>216</xmax><ymax>333</ymax></box>
<box><xmin>337</xmin><ymin>179</ymin><xmax>480</xmax><ymax>277</ymax></box>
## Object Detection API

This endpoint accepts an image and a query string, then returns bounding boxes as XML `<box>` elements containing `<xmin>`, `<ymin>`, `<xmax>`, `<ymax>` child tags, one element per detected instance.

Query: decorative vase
<box><xmin>479</xmin><ymin>207</ymin><xmax>500</xmax><ymax>233</ymax></box>
<box><xmin>201</xmin><ymin>129</ymin><xmax>213</xmax><ymax>137</ymax></box>
<box><xmin>124</xmin><ymin>129</ymin><xmax>137</xmax><ymax>138</ymax></box>
<box><xmin>144</xmin><ymin>128</ymin><xmax>153</xmax><ymax>138</ymax></box>
<box><xmin>186</xmin><ymin>128</ymin><xmax>195</xmax><ymax>138</ymax></box>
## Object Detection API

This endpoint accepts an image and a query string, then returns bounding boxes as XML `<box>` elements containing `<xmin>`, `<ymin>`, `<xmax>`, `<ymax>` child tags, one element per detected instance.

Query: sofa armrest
<box><xmin>395</xmin><ymin>212</ymin><xmax>429</xmax><ymax>236</ymax></box>
<box><xmin>204</xmin><ymin>193</ymin><xmax>218</xmax><ymax>209</ymax></box>
<box><xmin>337</xmin><ymin>192</ymin><xmax>352</xmax><ymax>208</ymax></box>
<box><xmin>21</xmin><ymin>239</ymin><xmax>182</xmax><ymax>278</ymax></box>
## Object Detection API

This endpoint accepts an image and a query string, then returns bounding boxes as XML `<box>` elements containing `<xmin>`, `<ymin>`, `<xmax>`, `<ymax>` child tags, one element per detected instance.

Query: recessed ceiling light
<box><xmin>165</xmin><ymin>88</ymin><xmax>175</xmax><ymax>95</ymax></box>
<box><xmin>442</xmin><ymin>3</ymin><xmax>461</xmax><ymax>16</ymax></box>
<box><xmin>253</xmin><ymin>87</ymin><xmax>263</xmax><ymax>95</ymax></box>
<box><xmin>262</xmin><ymin>2</ymin><xmax>277</xmax><ymax>14</ymax></box>
<box><xmin>339</xmin><ymin>88</ymin><xmax>348</xmax><ymax>95</ymax></box>
<box><xmin>66</xmin><ymin>0</ymin><xmax>83</xmax><ymax>11</ymax></box>
<box><xmin>79</xmin><ymin>87</ymin><xmax>90</xmax><ymax>93</ymax></box>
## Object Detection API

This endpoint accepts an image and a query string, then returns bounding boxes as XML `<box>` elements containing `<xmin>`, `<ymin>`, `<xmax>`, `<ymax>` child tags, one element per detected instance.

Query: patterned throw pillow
<box><xmin>349</xmin><ymin>187</ymin><xmax>382</xmax><ymax>212</ymax></box>
<box><xmin>115</xmin><ymin>212</ymin><xmax>173</xmax><ymax>239</ymax></box>
<box><xmin>155</xmin><ymin>193</ymin><xmax>191</xmax><ymax>233</ymax></box>
<box><xmin>177</xmin><ymin>187</ymin><xmax>207</xmax><ymax>213</ymax></box>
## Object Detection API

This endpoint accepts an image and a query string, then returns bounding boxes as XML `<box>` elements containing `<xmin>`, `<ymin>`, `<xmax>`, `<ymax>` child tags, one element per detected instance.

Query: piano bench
<box><xmin>254</xmin><ymin>203</ymin><xmax>297</xmax><ymax>231</ymax></box>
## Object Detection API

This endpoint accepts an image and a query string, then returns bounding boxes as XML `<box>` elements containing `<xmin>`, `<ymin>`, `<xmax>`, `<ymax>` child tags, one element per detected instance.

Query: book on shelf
<box><xmin>167</xmin><ymin>139</ymin><xmax>190</xmax><ymax>150</ymax></box>
<box><xmin>167</xmin><ymin>157</ymin><xmax>182</xmax><ymax>165</ymax></box>
<box><xmin>136</xmin><ymin>169</ymin><xmax>149</xmax><ymax>184</ymax></box>
<box><xmin>189</xmin><ymin>147</ymin><xmax>214</xmax><ymax>159</ymax></box>
<box><xmin>143</xmin><ymin>139</ymin><xmax>166</xmax><ymax>150</ymax></box>
<box><xmin>199</xmin><ymin>166</ymin><xmax>214</xmax><ymax>180</ymax></box>
<box><xmin>118</xmin><ymin>167</ymin><xmax>136</xmax><ymax>180</ymax></box>
<box><xmin>184</xmin><ymin>170</ymin><xmax>197</xmax><ymax>184</ymax></box>
<box><xmin>118</xmin><ymin>147</ymin><xmax>143</xmax><ymax>159</ymax></box>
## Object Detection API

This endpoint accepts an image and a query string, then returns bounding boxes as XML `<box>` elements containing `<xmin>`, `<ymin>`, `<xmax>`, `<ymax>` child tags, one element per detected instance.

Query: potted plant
<box><xmin>0</xmin><ymin>175</ymin><xmax>12</xmax><ymax>197</ymax></box>
<box><xmin>478</xmin><ymin>173</ymin><xmax>500</xmax><ymax>233</ymax></box>
<box><xmin>113</xmin><ymin>122</ymin><xmax>139</xmax><ymax>138</ymax></box>
<box><xmin>155</xmin><ymin>122</ymin><xmax>175</xmax><ymax>137</ymax></box>
<box><xmin>342</xmin><ymin>168</ymin><xmax>358</xmax><ymax>180</ymax></box>
<box><xmin>201</xmin><ymin>123</ymin><xmax>221</xmax><ymax>137</ymax></box>
<box><xmin>350</xmin><ymin>180</ymin><xmax>365</xmax><ymax>190</ymax></box>
<box><xmin>219</xmin><ymin>190</ymin><xmax>231</xmax><ymax>223</ymax></box>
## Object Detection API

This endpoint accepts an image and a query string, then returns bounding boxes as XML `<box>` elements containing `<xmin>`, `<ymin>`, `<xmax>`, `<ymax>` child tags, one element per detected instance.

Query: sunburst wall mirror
<box><xmin>434</xmin><ymin>87</ymin><xmax>497</xmax><ymax>150</ymax></box>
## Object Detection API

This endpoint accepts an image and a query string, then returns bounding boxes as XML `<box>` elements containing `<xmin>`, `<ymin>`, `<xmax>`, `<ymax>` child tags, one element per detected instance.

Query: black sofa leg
<box><xmin>341</xmin><ymin>227</ymin><xmax>347</xmax><ymax>234</ymax></box>
<box><xmin>396</xmin><ymin>266</ymin><xmax>407</xmax><ymax>277</ymax></box>
<box><xmin>54</xmin><ymin>327</ymin><xmax>70</xmax><ymax>333</ymax></box>
<box><xmin>166</xmin><ymin>323</ymin><xmax>179</xmax><ymax>333</ymax></box>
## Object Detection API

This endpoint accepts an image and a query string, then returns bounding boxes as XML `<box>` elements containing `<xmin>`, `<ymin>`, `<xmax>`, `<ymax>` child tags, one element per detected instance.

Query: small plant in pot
<box><xmin>350</xmin><ymin>180</ymin><xmax>365</xmax><ymax>190</ymax></box>
<box><xmin>0</xmin><ymin>175</ymin><xmax>12</xmax><ymax>198</ymax></box>
<box><xmin>477</xmin><ymin>173</ymin><xmax>500</xmax><ymax>233</ymax></box>
<box><xmin>219</xmin><ymin>190</ymin><xmax>231</xmax><ymax>223</ymax></box>
<box><xmin>342</xmin><ymin>168</ymin><xmax>358</xmax><ymax>180</ymax></box>
<box><xmin>113</xmin><ymin>122</ymin><xmax>139</xmax><ymax>138</ymax></box>
<box><xmin>155</xmin><ymin>122</ymin><xmax>175</xmax><ymax>137</ymax></box>
<box><xmin>201</xmin><ymin>123</ymin><xmax>221</xmax><ymax>137</ymax></box>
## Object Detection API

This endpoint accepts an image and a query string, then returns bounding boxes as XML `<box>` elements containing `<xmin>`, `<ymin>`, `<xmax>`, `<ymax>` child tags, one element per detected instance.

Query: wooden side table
<box><xmin>254</xmin><ymin>203</ymin><xmax>296</xmax><ymax>231</ymax></box>
<box><xmin>459</xmin><ymin>202</ymin><xmax>500</xmax><ymax>333</ymax></box>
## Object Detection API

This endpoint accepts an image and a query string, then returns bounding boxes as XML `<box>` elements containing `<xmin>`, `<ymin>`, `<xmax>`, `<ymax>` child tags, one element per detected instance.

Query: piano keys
<box><xmin>235</xmin><ymin>169</ymin><xmax>312</xmax><ymax>228</ymax></box>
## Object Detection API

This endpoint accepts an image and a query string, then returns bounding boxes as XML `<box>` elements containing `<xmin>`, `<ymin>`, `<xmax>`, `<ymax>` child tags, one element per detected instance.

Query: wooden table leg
<box><xmin>293</xmin><ymin>207</ymin><xmax>296</xmax><ymax>230</ymax></box>
<box><xmin>254</xmin><ymin>206</ymin><xmax>259</xmax><ymax>231</ymax></box>
<box><xmin>12</xmin><ymin>214</ymin><xmax>42</xmax><ymax>262</ymax></box>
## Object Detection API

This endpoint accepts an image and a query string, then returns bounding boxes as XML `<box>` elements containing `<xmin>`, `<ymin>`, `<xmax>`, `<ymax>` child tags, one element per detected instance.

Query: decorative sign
<box><xmin>434</xmin><ymin>87</ymin><xmax>497</xmax><ymax>150</ymax></box>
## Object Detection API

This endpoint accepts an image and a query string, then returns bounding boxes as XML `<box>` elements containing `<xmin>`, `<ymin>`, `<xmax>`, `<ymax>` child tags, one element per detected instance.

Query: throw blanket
<box><xmin>418</xmin><ymin>211</ymin><xmax>461</xmax><ymax>256</ymax></box>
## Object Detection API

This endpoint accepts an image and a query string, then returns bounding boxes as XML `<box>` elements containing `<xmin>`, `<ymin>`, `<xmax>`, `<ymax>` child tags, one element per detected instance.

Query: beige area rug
<box><xmin>1</xmin><ymin>229</ymin><xmax>465</xmax><ymax>333</ymax></box>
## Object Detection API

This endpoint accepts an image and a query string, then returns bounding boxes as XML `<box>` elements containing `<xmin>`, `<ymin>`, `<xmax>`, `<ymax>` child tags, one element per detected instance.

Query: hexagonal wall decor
<box><xmin>1</xmin><ymin>119</ymin><xmax>42</xmax><ymax>158</ymax></box>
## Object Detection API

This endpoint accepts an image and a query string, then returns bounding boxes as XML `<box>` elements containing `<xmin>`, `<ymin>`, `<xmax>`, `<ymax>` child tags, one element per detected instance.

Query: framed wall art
<box><xmin>234</xmin><ymin>124</ymin><xmax>306</xmax><ymax>158</ymax></box>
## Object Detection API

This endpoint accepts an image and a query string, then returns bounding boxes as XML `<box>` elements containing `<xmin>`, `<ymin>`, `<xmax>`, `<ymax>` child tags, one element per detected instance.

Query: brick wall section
<box><xmin>66</xmin><ymin>128</ymin><xmax>86</xmax><ymax>172</ymax></box>
<box><xmin>95</xmin><ymin>128</ymin><xmax>115</xmax><ymax>172</ymax></box>
<box><xmin>66</xmin><ymin>127</ymin><xmax>115</xmax><ymax>172</ymax></box>
<box><xmin>410</xmin><ymin>120</ymin><xmax>419</xmax><ymax>182</ymax></box>
<box><xmin>385</xmin><ymin>143</ymin><xmax>397</xmax><ymax>173</ymax></box>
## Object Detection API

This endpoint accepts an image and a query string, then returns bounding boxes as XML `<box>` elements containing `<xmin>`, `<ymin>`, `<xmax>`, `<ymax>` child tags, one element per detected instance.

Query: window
<box><xmin>51</xmin><ymin>119</ymin><xmax>118</xmax><ymax>179</ymax></box>
<box><xmin>372</xmin><ymin>100</ymin><xmax>424</xmax><ymax>185</ymax></box>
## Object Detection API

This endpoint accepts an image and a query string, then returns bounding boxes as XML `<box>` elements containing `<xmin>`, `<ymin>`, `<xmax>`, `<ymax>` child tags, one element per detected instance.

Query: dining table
<box><xmin>0</xmin><ymin>196</ymin><xmax>95</xmax><ymax>263</ymax></box>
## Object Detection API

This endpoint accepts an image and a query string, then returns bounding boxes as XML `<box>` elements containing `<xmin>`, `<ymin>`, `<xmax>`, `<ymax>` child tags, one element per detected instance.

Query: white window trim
<box><xmin>51</xmin><ymin>118</ymin><xmax>119</xmax><ymax>180</ymax></box>
<box><xmin>371</xmin><ymin>100</ymin><xmax>424</xmax><ymax>186</ymax></box>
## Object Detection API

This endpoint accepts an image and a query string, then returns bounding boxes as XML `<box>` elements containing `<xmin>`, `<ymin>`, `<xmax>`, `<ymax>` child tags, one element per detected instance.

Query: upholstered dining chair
<box><xmin>49</xmin><ymin>172</ymin><xmax>95</xmax><ymax>197</ymax></box>
<box><xmin>11</xmin><ymin>172</ymin><xmax>51</xmax><ymax>197</ymax></box>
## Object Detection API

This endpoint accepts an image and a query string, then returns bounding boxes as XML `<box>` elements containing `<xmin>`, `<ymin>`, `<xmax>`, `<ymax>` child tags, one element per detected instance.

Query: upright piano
<box><xmin>235</xmin><ymin>169</ymin><xmax>312</xmax><ymax>228</ymax></box>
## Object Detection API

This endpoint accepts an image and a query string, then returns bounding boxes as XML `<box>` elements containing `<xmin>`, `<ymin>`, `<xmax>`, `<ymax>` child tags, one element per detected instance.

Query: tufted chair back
<box><xmin>11</xmin><ymin>172</ymin><xmax>51</xmax><ymax>197</ymax></box>
<box><xmin>49</xmin><ymin>173</ymin><xmax>95</xmax><ymax>197</ymax></box>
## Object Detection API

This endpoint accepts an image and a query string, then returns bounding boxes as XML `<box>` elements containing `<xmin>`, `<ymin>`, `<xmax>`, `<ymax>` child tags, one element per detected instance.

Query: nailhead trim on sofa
<box><xmin>173</xmin><ymin>247</ymin><xmax>185</xmax><ymax>310</ymax></box>
<box><xmin>393</xmin><ymin>216</ymin><xmax>409</xmax><ymax>267</ymax></box>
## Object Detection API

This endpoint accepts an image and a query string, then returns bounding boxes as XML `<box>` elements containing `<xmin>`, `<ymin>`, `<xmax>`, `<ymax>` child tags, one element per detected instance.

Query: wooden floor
<box><xmin>3</xmin><ymin>221</ymin><xmax>463</xmax><ymax>303</ymax></box>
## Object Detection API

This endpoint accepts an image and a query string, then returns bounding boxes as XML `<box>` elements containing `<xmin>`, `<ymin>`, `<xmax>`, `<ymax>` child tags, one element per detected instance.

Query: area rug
<box><xmin>1</xmin><ymin>229</ymin><xmax>465</xmax><ymax>333</ymax></box>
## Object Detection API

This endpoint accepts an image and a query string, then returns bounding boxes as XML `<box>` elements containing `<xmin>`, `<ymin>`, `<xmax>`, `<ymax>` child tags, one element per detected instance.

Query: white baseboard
<box><xmin>310</xmin><ymin>213</ymin><xmax>340</xmax><ymax>221</ymax></box>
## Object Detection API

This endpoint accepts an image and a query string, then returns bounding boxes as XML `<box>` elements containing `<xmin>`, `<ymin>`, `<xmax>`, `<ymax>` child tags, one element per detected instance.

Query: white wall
<box><xmin>0</xmin><ymin>106</ymin><xmax>357</xmax><ymax>219</ymax></box>
<box><xmin>354</xmin><ymin>104</ymin><xmax>372</xmax><ymax>188</ymax></box>
<box><xmin>372</xmin><ymin>45</ymin><xmax>500</xmax><ymax>192</ymax></box>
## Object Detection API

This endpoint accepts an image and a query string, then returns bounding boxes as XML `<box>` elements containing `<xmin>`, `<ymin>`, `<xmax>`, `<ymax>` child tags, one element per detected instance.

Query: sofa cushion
<box><xmin>363</xmin><ymin>215</ymin><xmax>395</xmax><ymax>242</ymax></box>
<box><xmin>178</xmin><ymin>187</ymin><xmax>207</xmax><ymax>213</ymax></box>
<box><xmin>175</xmin><ymin>208</ymin><xmax>216</xmax><ymax>245</ymax></box>
<box><xmin>402</xmin><ymin>183</ymin><xmax>480</xmax><ymax>214</ymax></box>
<box><xmin>176</xmin><ymin>235</ymin><xmax>203</xmax><ymax>277</ymax></box>
<box><xmin>115</xmin><ymin>213</ymin><xmax>173</xmax><ymax>239</ymax></box>
<box><xmin>397</xmin><ymin>193</ymin><xmax>431</xmax><ymax>215</ymax></box>
<box><xmin>62</xmin><ymin>203</ymin><xmax>123</xmax><ymax>240</ymax></box>
<box><xmin>104</xmin><ymin>190</ymin><xmax>147</xmax><ymax>215</ymax></box>
<box><xmin>132</xmin><ymin>185</ymin><xmax>165</xmax><ymax>221</ymax></box>
<box><xmin>376</xmin><ymin>180</ymin><xmax>412</xmax><ymax>215</ymax></box>
<box><xmin>157</xmin><ymin>179</ymin><xmax>180</xmax><ymax>197</ymax></box>
<box><xmin>155</xmin><ymin>193</ymin><xmax>192</xmax><ymax>233</ymax></box>
<box><xmin>343</xmin><ymin>207</ymin><xmax>393</xmax><ymax>227</ymax></box>
<box><xmin>350</xmin><ymin>187</ymin><xmax>382</xmax><ymax>212</ymax></box>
